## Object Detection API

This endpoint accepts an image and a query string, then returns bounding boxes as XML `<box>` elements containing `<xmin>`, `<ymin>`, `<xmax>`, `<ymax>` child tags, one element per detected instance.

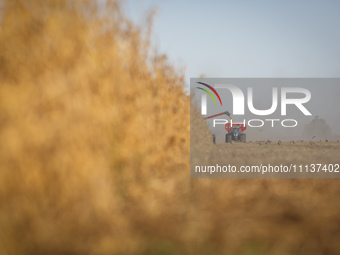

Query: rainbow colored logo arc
<box><xmin>196</xmin><ymin>82</ymin><xmax>223</xmax><ymax>106</ymax></box>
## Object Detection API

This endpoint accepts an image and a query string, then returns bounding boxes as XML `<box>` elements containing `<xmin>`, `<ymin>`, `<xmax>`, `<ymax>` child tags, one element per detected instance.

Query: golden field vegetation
<box><xmin>0</xmin><ymin>1</ymin><xmax>340</xmax><ymax>255</ymax></box>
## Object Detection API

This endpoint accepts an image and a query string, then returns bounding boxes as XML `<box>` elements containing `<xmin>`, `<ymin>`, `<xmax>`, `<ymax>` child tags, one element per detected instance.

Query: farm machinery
<box><xmin>205</xmin><ymin>111</ymin><xmax>247</xmax><ymax>143</ymax></box>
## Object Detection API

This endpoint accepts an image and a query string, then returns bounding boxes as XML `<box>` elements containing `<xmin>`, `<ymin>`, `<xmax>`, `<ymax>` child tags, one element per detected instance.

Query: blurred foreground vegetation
<box><xmin>0</xmin><ymin>1</ymin><xmax>339</xmax><ymax>255</ymax></box>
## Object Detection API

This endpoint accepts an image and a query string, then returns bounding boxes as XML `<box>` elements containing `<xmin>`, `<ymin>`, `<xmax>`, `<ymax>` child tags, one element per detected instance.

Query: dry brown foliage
<box><xmin>0</xmin><ymin>1</ymin><xmax>339</xmax><ymax>255</ymax></box>
<box><xmin>0</xmin><ymin>1</ymin><xmax>189</xmax><ymax>254</ymax></box>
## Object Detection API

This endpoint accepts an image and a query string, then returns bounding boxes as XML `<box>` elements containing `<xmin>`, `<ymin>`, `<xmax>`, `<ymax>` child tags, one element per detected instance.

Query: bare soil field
<box><xmin>190</xmin><ymin>141</ymin><xmax>340</xmax><ymax>178</ymax></box>
<box><xmin>0</xmin><ymin>1</ymin><xmax>339</xmax><ymax>255</ymax></box>
<box><xmin>214</xmin><ymin>141</ymin><xmax>340</xmax><ymax>167</ymax></box>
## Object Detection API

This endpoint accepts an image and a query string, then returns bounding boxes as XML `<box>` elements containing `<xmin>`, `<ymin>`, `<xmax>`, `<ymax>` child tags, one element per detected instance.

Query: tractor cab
<box><xmin>205</xmin><ymin>111</ymin><xmax>247</xmax><ymax>143</ymax></box>
<box><xmin>225</xmin><ymin>123</ymin><xmax>247</xmax><ymax>142</ymax></box>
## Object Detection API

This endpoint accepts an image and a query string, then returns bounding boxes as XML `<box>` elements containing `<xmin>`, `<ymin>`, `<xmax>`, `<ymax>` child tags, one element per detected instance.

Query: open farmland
<box><xmin>0</xmin><ymin>1</ymin><xmax>339</xmax><ymax>255</ymax></box>
<box><xmin>213</xmin><ymin>141</ymin><xmax>339</xmax><ymax>171</ymax></box>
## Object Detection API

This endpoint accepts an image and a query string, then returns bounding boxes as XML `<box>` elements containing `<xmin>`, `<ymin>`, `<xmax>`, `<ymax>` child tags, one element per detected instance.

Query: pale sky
<box><xmin>126</xmin><ymin>0</ymin><xmax>340</xmax><ymax>88</ymax></box>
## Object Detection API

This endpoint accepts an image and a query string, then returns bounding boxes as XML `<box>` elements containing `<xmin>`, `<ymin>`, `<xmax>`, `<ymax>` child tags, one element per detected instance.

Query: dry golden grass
<box><xmin>0</xmin><ymin>1</ymin><xmax>189</xmax><ymax>254</ymax></box>
<box><xmin>0</xmin><ymin>1</ymin><xmax>340</xmax><ymax>255</ymax></box>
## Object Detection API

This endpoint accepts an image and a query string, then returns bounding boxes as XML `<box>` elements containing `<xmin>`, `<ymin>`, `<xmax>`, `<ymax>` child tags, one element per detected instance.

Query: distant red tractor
<box><xmin>225</xmin><ymin>122</ymin><xmax>247</xmax><ymax>142</ymax></box>
<box><xmin>206</xmin><ymin>111</ymin><xmax>247</xmax><ymax>143</ymax></box>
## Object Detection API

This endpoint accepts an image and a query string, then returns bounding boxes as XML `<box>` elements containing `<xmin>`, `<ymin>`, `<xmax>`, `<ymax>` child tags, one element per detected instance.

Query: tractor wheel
<box><xmin>225</xmin><ymin>133</ymin><xmax>232</xmax><ymax>143</ymax></box>
<box><xmin>239</xmin><ymin>133</ymin><xmax>246</xmax><ymax>143</ymax></box>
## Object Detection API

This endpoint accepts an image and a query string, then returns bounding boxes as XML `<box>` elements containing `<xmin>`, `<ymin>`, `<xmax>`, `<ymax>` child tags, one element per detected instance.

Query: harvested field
<box><xmin>0</xmin><ymin>1</ymin><xmax>339</xmax><ymax>255</ymax></box>
<box><xmin>213</xmin><ymin>141</ymin><xmax>340</xmax><ymax>168</ymax></box>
